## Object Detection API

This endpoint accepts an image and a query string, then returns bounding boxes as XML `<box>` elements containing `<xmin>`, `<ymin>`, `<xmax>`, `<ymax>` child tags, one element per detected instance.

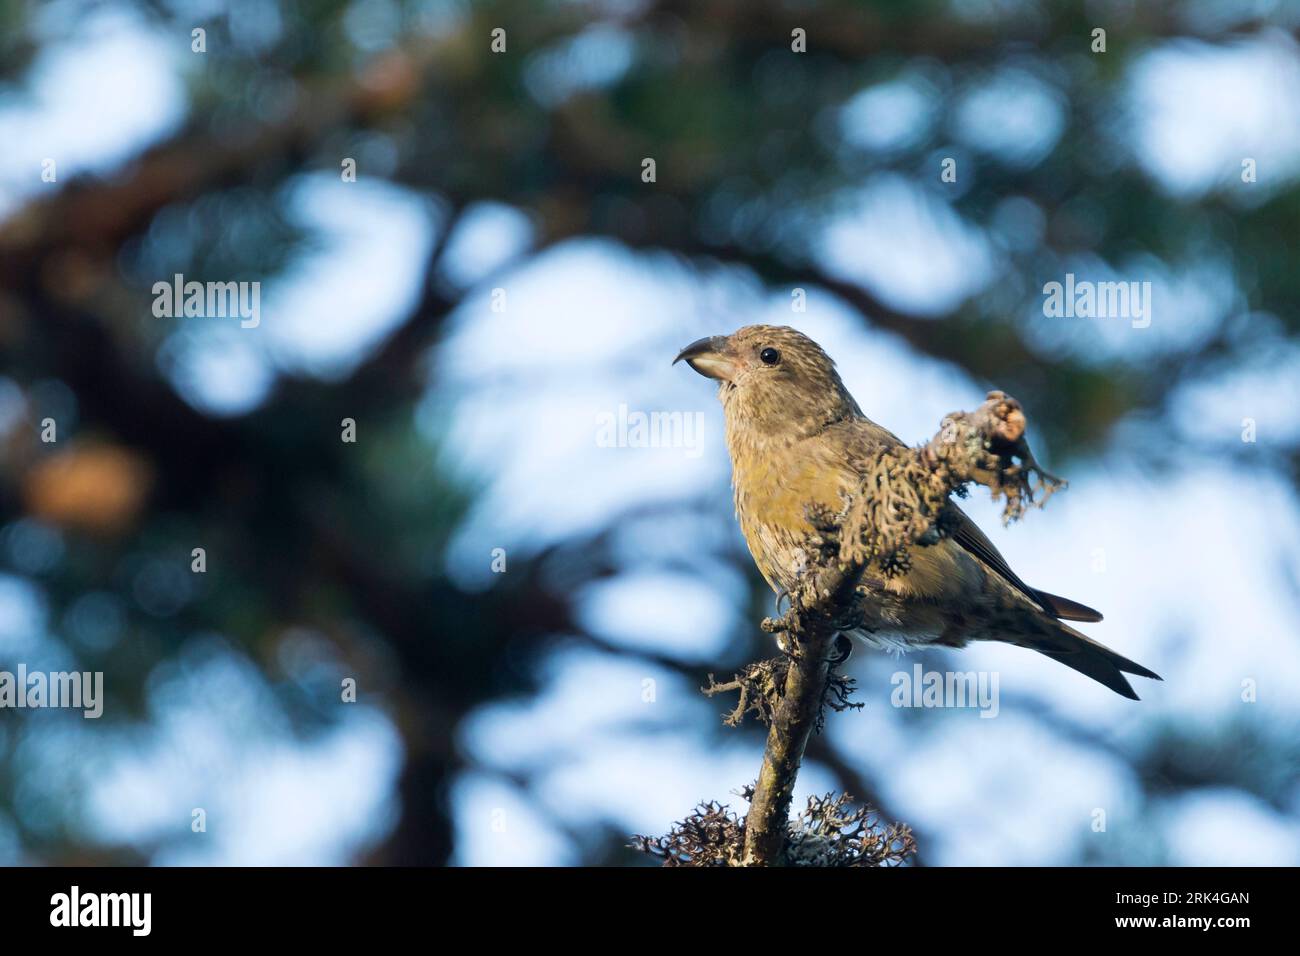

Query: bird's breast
<box><xmin>727</xmin><ymin>430</ymin><xmax>987</xmax><ymax>612</ymax></box>
<box><xmin>729</xmin><ymin>438</ymin><xmax>855</xmax><ymax>593</ymax></box>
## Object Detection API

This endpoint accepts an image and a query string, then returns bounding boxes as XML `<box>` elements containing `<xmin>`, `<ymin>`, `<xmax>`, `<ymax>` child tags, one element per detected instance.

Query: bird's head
<box><xmin>674</xmin><ymin>325</ymin><xmax>859</xmax><ymax>441</ymax></box>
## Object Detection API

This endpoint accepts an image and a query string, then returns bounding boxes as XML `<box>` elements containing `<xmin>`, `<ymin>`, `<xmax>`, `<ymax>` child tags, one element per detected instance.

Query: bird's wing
<box><xmin>950</xmin><ymin>505</ymin><xmax>1103</xmax><ymax>622</ymax></box>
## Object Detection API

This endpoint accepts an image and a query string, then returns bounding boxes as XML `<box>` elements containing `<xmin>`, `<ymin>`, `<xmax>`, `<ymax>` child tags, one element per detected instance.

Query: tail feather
<box><xmin>1034</xmin><ymin>588</ymin><xmax>1103</xmax><ymax>623</ymax></box>
<box><xmin>1021</xmin><ymin>621</ymin><xmax>1162</xmax><ymax>700</ymax></box>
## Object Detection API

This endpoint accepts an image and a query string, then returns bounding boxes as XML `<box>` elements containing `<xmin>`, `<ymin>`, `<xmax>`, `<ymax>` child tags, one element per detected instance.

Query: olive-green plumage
<box><xmin>675</xmin><ymin>325</ymin><xmax>1161</xmax><ymax>699</ymax></box>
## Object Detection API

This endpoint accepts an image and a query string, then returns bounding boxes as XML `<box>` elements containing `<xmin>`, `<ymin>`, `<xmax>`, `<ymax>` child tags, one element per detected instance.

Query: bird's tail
<box><xmin>1019</xmin><ymin>621</ymin><xmax>1162</xmax><ymax>700</ymax></box>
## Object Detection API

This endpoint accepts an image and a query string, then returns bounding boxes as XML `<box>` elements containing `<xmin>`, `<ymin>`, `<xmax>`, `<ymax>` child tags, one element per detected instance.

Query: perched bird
<box><xmin>675</xmin><ymin>325</ymin><xmax>1161</xmax><ymax>699</ymax></box>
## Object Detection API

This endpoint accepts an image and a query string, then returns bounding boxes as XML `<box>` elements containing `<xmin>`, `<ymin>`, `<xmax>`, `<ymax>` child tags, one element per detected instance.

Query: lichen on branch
<box><xmin>702</xmin><ymin>649</ymin><xmax>861</xmax><ymax>729</ymax></box>
<box><xmin>631</xmin><ymin>787</ymin><xmax>916</xmax><ymax>867</ymax></box>
<box><xmin>838</xmin><ymin>390</ymin><xmax>1066</xmax><ymax>576</ymax></box>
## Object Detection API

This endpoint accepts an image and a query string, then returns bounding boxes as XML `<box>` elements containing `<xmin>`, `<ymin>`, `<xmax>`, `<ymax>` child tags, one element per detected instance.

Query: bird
<box><xmin>674</xmin><ymin>324</ymin><xmax>1161</xmax><ymax>699</ymax></box>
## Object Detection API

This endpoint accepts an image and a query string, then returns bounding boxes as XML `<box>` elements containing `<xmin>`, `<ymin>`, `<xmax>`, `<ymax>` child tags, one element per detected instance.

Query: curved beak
<box><xmin>673</xmin><ymin>335</ymin><xmax>738</xmax><ymax>382</ymax></box>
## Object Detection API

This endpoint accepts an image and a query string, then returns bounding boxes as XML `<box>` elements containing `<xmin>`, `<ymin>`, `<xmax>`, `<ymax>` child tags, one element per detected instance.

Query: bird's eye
<box><xmin>759</xmin><ymin>347</ymin><xmax>780</xmax><ymax>366</ymax></box>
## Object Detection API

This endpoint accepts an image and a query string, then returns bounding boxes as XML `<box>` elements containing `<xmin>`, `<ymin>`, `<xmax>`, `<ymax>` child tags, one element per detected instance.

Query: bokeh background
<box><xmin>1</xmin><ymin>0</ymin><xmax>1298</xmax><ymax>866</ymax></box>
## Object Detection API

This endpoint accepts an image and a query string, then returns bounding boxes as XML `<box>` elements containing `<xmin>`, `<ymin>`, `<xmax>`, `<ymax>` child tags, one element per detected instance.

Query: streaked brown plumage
<box><xmin>675</xmin><ymin>325</ymin><xmax>1161</xmax><ymax>699</ymax></box>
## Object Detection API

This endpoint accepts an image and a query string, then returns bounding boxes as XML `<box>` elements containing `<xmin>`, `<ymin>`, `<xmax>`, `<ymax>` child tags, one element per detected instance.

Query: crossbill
<box><xmin>676</xmin><ymin>325</ymin><xmax>1160</xmax><ymax>699</ymax></box>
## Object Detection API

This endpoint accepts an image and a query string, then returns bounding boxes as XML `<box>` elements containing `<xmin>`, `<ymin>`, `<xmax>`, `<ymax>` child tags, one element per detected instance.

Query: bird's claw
<box><xmin>829</xmin><ymin>634</ymin><xmax>853</xmax><ymax>667</ymax></box>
